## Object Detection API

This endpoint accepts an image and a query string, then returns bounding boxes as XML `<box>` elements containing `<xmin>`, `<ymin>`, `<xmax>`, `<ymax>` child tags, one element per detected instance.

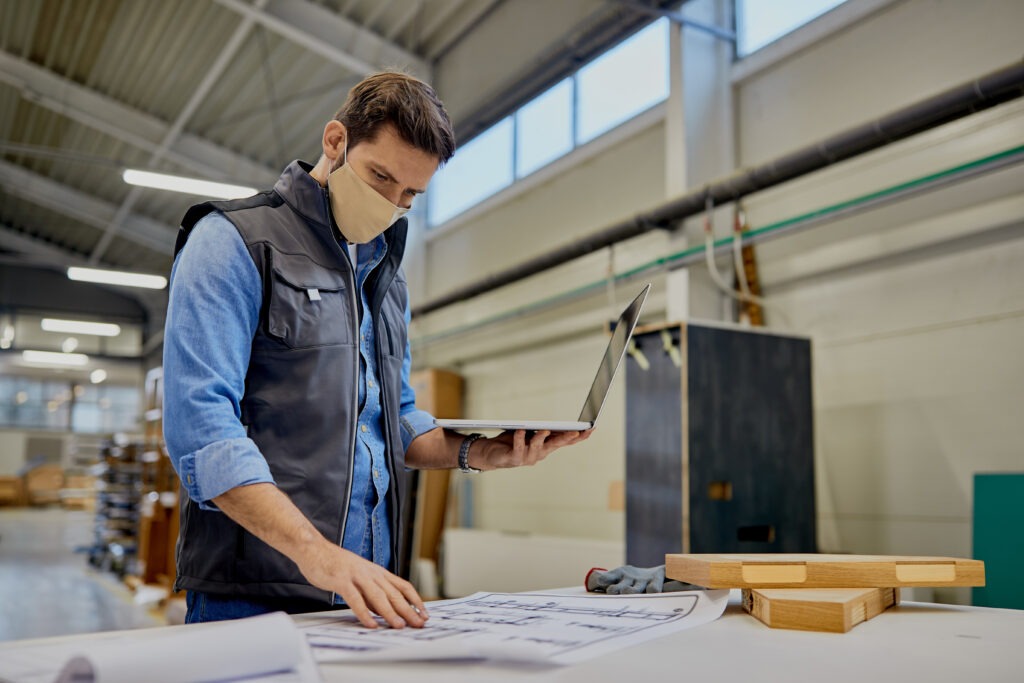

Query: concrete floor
<box><xmin>0</xmin><ymin>507</ymin><xmax>163</xmax><ymax>642</ymax></box>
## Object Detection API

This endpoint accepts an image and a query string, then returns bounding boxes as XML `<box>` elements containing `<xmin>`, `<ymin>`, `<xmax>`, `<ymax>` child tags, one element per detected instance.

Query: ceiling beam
<box><xmin>213</xmin><ymin>0</ymin><xmax>430</xmax><ymax>78</ymax></box>
<box><xmin>0</xmin><ymin>223</ymin><xmax>88</xmax><ymax>266</ymax></box>
<box><xmin>0</xmin><ymin>160</ymin><xmax>175</xmax><ymax>254</ymax></box>
<box><xmin>0</xmin><ymin>50</ymin><xmax>277</xmax><ymax>185</ymax></box>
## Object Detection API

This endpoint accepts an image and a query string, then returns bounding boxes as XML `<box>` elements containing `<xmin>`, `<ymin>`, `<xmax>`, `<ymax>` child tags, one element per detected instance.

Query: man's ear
<box><xmin>322</xmin><ymin>120</ymin><xmax>347</xmax><ymax>163</ymax></box>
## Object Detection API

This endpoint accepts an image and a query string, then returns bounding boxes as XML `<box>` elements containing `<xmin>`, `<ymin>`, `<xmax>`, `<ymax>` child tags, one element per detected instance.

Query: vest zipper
<box><xmin>331</xmin><ymin>196</ymin><xmax>360</xmax><ymax>607</ymax></box>
<box><xmin>370</xmin><ymin>263</ymin><xmax>402</xmax><ymax>574</ymax></box>
<box><xmin>377</xmin><ymin>338</ymin><xmax>401</xmax><ymax>574</ymax></box>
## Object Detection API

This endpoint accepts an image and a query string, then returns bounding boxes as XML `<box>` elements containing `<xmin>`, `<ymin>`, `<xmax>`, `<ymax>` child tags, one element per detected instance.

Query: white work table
<box><xmin>3</xmin><ymin>591</ymin><xmax>1021</xmax><ymax>682</ymax></box>
<box><xmin>300</xmin><ymin>589</ymin><xmax>1022</xmax><ymax>683</ymax></box>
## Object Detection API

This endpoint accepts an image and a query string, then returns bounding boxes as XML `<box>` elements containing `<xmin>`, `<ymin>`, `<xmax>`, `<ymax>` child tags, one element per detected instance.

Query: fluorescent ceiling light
<box><xmin>42</xmin><ymin>318</ymin><xmax>122</xmax><ymax>336</ymax></box>
<box><xmin>67</xmin><ymin>267</ymin><xmax>167</xmax><ymax>290</ymax></box>
<box><xmin>90</xmin><ymin>369</ymin><xmax>108</xmax><ymax>384</ymax></box>
<box><xmin>61</xmin><ymin>337</ymin><xmax>79</xmax><ymax>353</ymax></box>
<box><xmin>22</xmin><ymin>350</ymin><xmax>89</xmax><ymax>367</ymax></box>
<box><xmin>123</xmin><ymin>169</ymin><xmax>256</xmax><ymax>199</ymax></box>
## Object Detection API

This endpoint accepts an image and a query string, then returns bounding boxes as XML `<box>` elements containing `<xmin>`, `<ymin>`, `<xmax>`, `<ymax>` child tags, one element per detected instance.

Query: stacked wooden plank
<box><xmin>665</xmin><ymin>554</ymin><xmax>986</xmax><ymax>633</ymax></box>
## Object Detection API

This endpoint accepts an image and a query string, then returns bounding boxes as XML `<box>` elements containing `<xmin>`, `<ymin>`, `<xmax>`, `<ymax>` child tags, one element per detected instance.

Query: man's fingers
<box><xmin>377</xmin><ymin>575</ymin><xmax>428</xmax><ymax>628</ymax></box>
<box><xmin>528</xmin><ymin>430</ymin><xmax>551</xmax><ymax>453</ymax></box>
<box><xmin>361</xmin><ymin>574</ymin><xmax>431</xmax><ymax>629</ymax></box>
<box><xmin>548</xmin><ymin>430</ymin><xmax>580</xmax><ymax>447</ymax></box>
<box><xmin>513</xmin><ymin>428</ymin><xmax>527</xmax><ymax>452</ymax></box>
<box><xmin>342</xmin><ymin>586</ymin><xmax>379</xmax><ymax>629</ymax></box>
<box><xmin>361</xmin><ymin>581</ymin><xmax>407</xmax><ymax>629</ymax></box>
<box><xmin>383</xmin><ymin>582</ymin><xmax>427</xmax><ymax>628</ymax></box>
<box><xmin>394</xmin><ymin>577</ymin><xmax>429</xmax><ymax>620</ymax></box>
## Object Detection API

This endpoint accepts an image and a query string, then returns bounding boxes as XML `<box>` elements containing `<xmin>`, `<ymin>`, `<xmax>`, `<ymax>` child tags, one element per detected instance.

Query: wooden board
<box><xmin>742</xmin><ymin>587</ymin><xmax>899</xmax><ymax>633</ymax></box>
<box><xmin>408</xmin><ymin>369</ymin><xmax>463</xmax><ymax>566</ymax></box>
<box><xmin>665</xmin><ymin>554</ymin><xmax>985</xmax><ymax>588</ymax></box>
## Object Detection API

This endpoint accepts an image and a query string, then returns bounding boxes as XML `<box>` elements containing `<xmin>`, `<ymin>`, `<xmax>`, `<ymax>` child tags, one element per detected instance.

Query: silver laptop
<box><xmin>435</xmin><ymin>284</ymin><xmax>650</xmax><ymax>433</ymax></box>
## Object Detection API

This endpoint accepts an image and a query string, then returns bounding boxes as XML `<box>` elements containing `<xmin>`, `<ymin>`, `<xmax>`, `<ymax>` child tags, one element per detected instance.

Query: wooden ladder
<box><xmin>734</xmin><ymin>209</ymin><xmax>764</xmax><ymax>326</ymax></box>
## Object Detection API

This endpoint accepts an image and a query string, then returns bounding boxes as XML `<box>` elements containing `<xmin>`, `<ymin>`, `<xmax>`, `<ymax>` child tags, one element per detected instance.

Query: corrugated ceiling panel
<box><xmin>0</xmin><ymin>0</ymin><xmax>544</xmax><ymax>288</ymax></box>
<box><xmin>103</xmin><ymin>233</ymin><xmax>170</xmax><ymax>273</ymax></box>
<box><xmin>0</xmin><ymin>83</ymin><xmax>16</xmax><ymax>144</ymax></box>
<box><xmin>188</xmin><ymin>27</ymin><xmax>356</xmax><ymax>172</ymax></box>
<box><xmin>86</xmin><ymin>0</ymin><xmax>240</xmax><ymax>122</ymax></box>
<box><xmin>0</xmin><ymin>191</ymin><xmax>101</xmax><ymax>256</ymax></box>
<box><xmin>123</xmin><ymin>183</ymin><xmax>201</xmax><ymax>230</ymax></box>
<box><xmin>51</xmin><ymin>123</ymin><xmax>150</xmax><ymax>206</ymax></box>
<box><xmin>8</xmin><ymin>0</ymin><xmax>50</xmax><ymax>61</ymax></box>
<box><xmin>2</xmin><ymin>98</ymin><xmax>148</xmax><ymax>208</ymax></box>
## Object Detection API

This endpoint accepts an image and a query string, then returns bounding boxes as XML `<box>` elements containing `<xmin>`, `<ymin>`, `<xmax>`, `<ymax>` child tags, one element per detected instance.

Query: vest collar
<box><xmin>274</xmin><ymin>160</ymin><xmax>332</xmax><ymax>230</ymax></box>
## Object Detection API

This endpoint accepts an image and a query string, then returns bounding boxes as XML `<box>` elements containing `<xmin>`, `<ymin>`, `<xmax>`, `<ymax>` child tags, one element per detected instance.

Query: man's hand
<box><xmin>213</xmin><ymin>483</ymin><xmax>428</xmax><ymax>630</ymax></box>
<box><xmin>404</xmin><ymin>426</ymin><xmax>592</xmax><ymax>472</ymax></box>
<box><xmin>470</xmin><ymin>428</ymin><xmax>593</xmax><ymax>471</ymax></box>
<box><xmin>296</xmin><ymin>541</ymin><xmax>427</xmax><ymax>629</ymax></box>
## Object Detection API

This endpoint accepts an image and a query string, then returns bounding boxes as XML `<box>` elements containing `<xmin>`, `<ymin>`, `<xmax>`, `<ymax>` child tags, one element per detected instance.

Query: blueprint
<box><xmin>304</xmin><ymin>589</ymin><xmax>729</xmax><ymax>666</ymax></box>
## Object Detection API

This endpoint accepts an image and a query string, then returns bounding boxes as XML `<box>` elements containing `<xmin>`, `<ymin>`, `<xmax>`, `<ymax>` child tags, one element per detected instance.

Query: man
<box><xmin>163</xmin><ymin>72</ymin><xmax>589</xmax><ymax>630</ymax></box>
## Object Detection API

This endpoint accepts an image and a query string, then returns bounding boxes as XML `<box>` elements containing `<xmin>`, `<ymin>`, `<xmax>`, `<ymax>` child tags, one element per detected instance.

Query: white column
<box><xmin>665</xmin><ymin>17</ymin><xmax>690</xmax><ymax>323</ymax></box>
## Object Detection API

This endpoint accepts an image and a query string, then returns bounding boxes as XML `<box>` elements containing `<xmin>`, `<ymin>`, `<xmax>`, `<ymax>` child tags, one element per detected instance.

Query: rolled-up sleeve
<box><xmin>162</xmin><ymin>213</ymin><xmax>274</xmax><ymax>510</ymax></box>
<box><xmin>398</xmin><ymin>297</ymin><xmax>438</xmax><ymax>452</ymax></box>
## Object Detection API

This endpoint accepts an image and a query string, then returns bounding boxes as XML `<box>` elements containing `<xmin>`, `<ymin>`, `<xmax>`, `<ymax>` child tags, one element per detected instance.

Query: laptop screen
<box><xmin>577</xmin><ymin>284</ymin><xmax>650</xmax><ymax>423</ymax></box>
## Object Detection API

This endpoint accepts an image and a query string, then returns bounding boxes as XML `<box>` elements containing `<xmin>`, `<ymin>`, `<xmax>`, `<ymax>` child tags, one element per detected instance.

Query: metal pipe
<box><xmin>413</xmin><ymin>59</ymin><xmax>1024</xmax><ymax>318</ymax></box>
<box><xmin>413</xmin><ymin>145</ymin><xmax>1024</xmax><ymax>348</ymax></box>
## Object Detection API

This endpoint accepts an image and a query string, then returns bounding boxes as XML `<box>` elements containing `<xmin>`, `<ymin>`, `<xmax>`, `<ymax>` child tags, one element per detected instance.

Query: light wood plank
<box><xmin>665</xmin><ymin>554</ymin><xmax>985</xmax><ymax>588</ymax></box>
<box><xmin>743</xmin><ymin>587</ymin><xmax>900</xmax><ymax>633</ymax></box>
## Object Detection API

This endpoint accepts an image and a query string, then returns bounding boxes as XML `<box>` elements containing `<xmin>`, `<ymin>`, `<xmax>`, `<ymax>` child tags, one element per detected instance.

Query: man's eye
<box><xmin>374</xmin><ymin>172</ymin><xmax>388</xmax><ymax>181</ymax></box>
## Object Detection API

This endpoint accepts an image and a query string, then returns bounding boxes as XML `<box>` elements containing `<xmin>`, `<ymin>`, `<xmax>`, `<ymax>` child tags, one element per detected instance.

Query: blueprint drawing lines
<box><xmin>305</xmin><ymin>589</ymin><xmax>729</xmax><ymax>666</ymax></box>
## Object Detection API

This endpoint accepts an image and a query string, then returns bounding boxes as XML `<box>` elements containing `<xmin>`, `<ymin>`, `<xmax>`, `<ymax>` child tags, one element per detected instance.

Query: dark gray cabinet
<box><xmin>625</xmin><ymin>322</ymin><xmax>816</xmax><ymax>566</ymax></box>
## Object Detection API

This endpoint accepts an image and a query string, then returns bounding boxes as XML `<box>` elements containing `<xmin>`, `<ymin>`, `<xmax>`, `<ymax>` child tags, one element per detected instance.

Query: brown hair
<box><xmin>334</xmin><ymin>71</ymin><xmax>456</xmax><ymax>165</ymax></box>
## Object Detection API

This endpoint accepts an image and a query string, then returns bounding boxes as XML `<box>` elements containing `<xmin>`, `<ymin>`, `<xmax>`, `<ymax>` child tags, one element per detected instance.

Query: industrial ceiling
<box><xmin>0</xmin><ymin>0</ymin><xmax>677</xmax><ymax>330</ymax></box>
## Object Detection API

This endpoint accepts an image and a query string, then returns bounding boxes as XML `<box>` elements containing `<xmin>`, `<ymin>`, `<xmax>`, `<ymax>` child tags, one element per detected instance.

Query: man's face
<box><xmin>335</xmin><ymin>123</ymin><xmax>439</xmax><ymax>210</ymax></box>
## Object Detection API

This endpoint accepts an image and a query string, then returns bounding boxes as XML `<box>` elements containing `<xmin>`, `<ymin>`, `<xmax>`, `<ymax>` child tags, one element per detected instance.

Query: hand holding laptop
<box><xmin>462</xmin><ymin>426</ymin><xmax>594</xmax><ymax>472</ymax></box>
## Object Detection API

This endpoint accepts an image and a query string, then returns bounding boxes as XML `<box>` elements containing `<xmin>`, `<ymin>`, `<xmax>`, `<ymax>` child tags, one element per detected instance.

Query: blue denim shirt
<box><xmin>163</xmin><ymin>212</ymin><xmax>437</xmax><ymax>576</ymax></box>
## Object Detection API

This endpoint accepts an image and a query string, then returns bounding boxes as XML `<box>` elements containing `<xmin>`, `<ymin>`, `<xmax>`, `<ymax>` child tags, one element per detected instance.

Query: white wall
<box><xmin>0</xmin><ymin>430</ymin><xmax>28</xmax><ymax>475</ymax></box>
<box><xmin>0</xmin><ymin>429</ymin><xmax>73</xmax><ymax>474</ymax></box>
<box><xmin>414</xmin><ymin>0</ymin><xmax>1024</xmax><ymax>603</ymax></box>
<box><xmin>729</xmin><ymin>0</ymin><xmax>1024</xmax><ymax>603</ymax></box>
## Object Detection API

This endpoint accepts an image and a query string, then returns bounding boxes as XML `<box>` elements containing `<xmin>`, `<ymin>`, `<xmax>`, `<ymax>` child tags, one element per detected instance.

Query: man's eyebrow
<box><xmin>371</xmin><ymin>162</ymin><xmax>426</xmax><ymax>194</ymax></box>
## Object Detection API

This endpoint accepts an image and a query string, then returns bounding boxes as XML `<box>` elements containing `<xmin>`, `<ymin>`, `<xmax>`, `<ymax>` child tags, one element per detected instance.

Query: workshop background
<box><xmin>0</xmin><ymin>0</ymin><xmax>1021</xmax><ymax>639</ymax></box>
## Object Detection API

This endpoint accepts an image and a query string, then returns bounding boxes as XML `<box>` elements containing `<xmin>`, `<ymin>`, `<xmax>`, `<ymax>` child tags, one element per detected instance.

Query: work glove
<box><xmin>585</xmin><ymin>564</ymin><xmax>699</xmax><ymax>594</ymax></box>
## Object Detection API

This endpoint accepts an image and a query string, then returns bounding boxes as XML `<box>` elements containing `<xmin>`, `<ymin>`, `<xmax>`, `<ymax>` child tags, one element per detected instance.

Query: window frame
<box><xmin>427</xmin><ymin>17</ymin><xmax>671</xmax><ymax>232</ymax></box>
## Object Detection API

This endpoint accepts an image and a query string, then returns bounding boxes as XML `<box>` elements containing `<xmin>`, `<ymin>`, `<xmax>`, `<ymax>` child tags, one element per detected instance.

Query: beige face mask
<box><xmin>327</xmin><ymin>146</ymin><xmax>409</xmax><ymax>244</ymax></box>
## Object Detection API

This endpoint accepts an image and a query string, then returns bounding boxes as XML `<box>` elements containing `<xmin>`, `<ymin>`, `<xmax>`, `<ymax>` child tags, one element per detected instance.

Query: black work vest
<box><xmin>171</xmin><ymin>160</ymin><xmax>412</xmax><ymax>602</ymax></box>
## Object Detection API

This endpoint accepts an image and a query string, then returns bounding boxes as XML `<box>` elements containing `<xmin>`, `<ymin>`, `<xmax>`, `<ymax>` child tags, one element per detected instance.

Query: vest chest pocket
<box><xmin>266</xmin><ymin>252</ymin><xmax>353</xmax><ymax>349</ymax></box>
<box><xmin>379</xmin><ymin>291</ymin><xmax>408</xmax><ymax>359</ymax></box>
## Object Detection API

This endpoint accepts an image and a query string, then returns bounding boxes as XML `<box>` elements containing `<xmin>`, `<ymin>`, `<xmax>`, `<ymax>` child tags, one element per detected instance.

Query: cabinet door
<box><xmin>626</xmin><ymin>327</ymin><xmax>685</xmax><ymax>567</ymax></box>
<box><xmin>687</xmin><ymin>325</ymin><xmax>816</xmax><ymax>554</ymax></box>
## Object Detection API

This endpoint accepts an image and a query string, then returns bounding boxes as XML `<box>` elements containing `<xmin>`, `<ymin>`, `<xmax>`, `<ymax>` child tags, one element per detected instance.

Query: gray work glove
<box><xmin>585</xmin><ymin>564</ymin><xmax>699</xmax><ymax>594</ymax></box>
